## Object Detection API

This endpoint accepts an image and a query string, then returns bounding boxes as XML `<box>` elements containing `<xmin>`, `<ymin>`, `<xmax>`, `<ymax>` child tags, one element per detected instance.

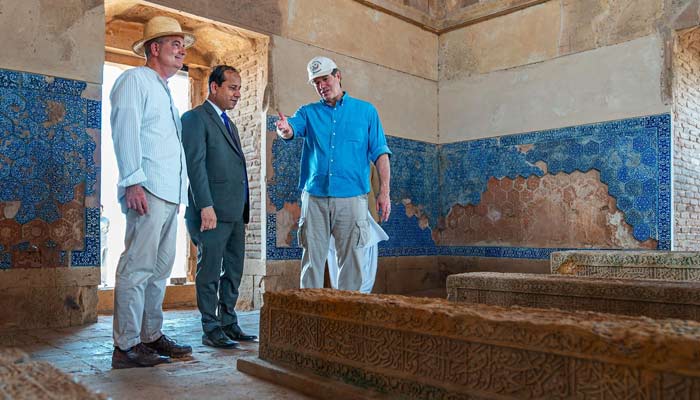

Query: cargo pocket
<box><xmin>353</xmin><ymin>219</ymin><xmax>370</xmax><ymax>249</ymax></box>
<box><xmin>297</xmin><ymin>218</ymin><xmax>308</xmax><ymax>248</ymax></box>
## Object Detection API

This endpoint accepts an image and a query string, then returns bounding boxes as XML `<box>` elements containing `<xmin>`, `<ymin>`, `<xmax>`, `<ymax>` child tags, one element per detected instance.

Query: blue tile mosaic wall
<box><xmin>69</xmin><ymin>207</ymin><xmax>101</xmax><ymax>267</ymax></box>
<box><xmin>0</xmin><ymin>68</ymin><xmax>99</xmax><ymax>267</ymax></box>
<box><xmin>267</xmin><ymin>115</ymin><xmax>302</xmax><ymax>210</ymax></box>
<box><xmin>265</xmin><ymin>113</ymin><xmax>672</xmax><ymax>260</ymax></box>
<box><xmin>386</xmin><ymin>136</ymin><xmax>440</xmax><ymax>224</ymax></box>
<box><xmin>440</xmin><ymin>113</ymin><xmax>671</xmax><ymax>248</ymax></box>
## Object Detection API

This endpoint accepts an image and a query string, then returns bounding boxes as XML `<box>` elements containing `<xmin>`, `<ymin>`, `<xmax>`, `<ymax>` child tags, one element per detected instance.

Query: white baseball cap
<box><xmin>307</xmin><ymin>56</ymin><xmax>338</xmax><ymax>83</ymax></box>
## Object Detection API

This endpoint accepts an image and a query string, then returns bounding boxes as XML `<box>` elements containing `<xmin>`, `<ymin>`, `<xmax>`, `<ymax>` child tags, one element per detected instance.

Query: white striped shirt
<box><xmin>110</xmin><ymin>66</ymin><xmax>188</xmax><ymax>209</ymax></box>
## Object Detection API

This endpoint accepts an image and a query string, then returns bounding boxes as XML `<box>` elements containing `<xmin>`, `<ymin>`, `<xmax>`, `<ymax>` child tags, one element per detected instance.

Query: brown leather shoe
<box><xmin>111</xmin><ymin>343</ymin><xmax>170</xmax><ymax>369</ymax></box>
<box><xmin>143</xmin><ymin>334</ymin><xmax>192</xmax><ymax>358</ymax></box>
<box><xmin>222</xmin><ymin>324</ymin><xmax>257</xmax><ymax>342</ymax></box>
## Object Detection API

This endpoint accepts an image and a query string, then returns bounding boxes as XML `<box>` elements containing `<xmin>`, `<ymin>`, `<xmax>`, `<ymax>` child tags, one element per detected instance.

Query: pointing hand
<box><xmin>275</xmin><ymin>112</ymin><xmax>293</xmax><ymax>139</ymax></box>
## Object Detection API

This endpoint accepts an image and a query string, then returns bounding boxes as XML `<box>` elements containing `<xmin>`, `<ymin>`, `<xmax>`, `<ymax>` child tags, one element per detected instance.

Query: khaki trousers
<box><xmin>298</xmin><ymin>191</ymin><xmax>369</xmax><ymax>291</ymax></box>
<box><xmin>113</xmin><ymin>191</ymin><xmax>178</xmax><ymax>350</ymax></box>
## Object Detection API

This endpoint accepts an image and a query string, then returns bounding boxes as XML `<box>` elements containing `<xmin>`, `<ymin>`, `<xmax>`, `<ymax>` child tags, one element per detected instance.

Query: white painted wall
<box><xmin>438</xmin><ymin>35</ymin><xmax>670</xmax><ymax>143</ymax></box>
<box><xmin>272</xmin><ymin>35</ymin><xmax>438</xmax><ymax>142</ymax></box>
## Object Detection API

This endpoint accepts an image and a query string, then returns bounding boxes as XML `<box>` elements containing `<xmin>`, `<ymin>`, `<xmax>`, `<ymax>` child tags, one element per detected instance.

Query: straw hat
<box><xmin>132</xmin><ymin>16</ymin><xmax>195</xmax><ymax>57</ymax></box>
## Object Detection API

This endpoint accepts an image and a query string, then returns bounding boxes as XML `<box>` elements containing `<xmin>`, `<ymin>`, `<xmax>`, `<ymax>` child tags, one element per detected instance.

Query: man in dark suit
<box><xmin>181</xmin><ymin>65</ymin><xmax>257</xmax><ymax>348</ymax></box>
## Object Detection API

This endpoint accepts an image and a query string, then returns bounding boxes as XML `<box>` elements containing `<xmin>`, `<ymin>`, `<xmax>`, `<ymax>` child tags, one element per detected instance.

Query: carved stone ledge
<box><xmin>0</xmin><ymin>348</ymin><xmax>106</xmax><ymax>400</ymax></box>
<box><xmin>447</xmin><ymin>271</ymin><xmax>700</xmax><ymax>321</ymax></box>
<box><xmin>551</xmin><ymin>250</ymin><xmax>700</xmax><ymax>281</ymax></box>
<box><xmin>256</xmin><ymin>289</ymin><xmax>700</xmax><ymax>399</ymax></box>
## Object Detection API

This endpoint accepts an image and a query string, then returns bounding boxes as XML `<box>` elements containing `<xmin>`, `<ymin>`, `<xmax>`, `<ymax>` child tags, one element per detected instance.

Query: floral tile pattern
<box><xmin>0</xmin><ymin>68</ymin><xmax>99</xmax><ymax>268</ymax></box>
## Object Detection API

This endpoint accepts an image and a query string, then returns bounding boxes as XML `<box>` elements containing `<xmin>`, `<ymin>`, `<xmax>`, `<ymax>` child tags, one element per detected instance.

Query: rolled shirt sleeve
<box><xmin>367</xmin><ymin>104</ymin><xmax>392</xmax><ymax>163</ymax></box>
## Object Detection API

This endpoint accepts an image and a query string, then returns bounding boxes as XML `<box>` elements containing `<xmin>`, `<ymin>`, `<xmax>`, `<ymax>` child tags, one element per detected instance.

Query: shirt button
<box><xmin>332</xmin><ymin>145</ymin><xmax>335</xmax><ymax>149</ymax></box>
<box><xmin>330</xmin><ymin>173</ymin><xmax>333</xmax><ymax>176</ymax></box>
<box><xmin>332</xmin><ymin>132</ymin><xmax>335</xmax><ymax>135</ymax></box>
<box><xmin>331</xmin><ymin>159</ymin><xmax>334</xmax><ymax>162</ymax></box>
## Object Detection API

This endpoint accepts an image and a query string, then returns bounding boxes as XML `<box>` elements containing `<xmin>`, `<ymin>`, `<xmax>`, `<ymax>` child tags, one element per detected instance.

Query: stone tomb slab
<box><xmin>0</xmin><ymin>348</ymin><xmax>105</xmax><ymax>400</ymax></box>
<box><xmin>447</xmin><ymin>271</ymin><xmax>700</xmax><ymax>320</ymax></box>
<box><xmin>551</xmin><ymin>250</ymin><xmax>700</xmax><ymax>280</ymax></box>
<box><xmin>248</xmin><ymin>289</ymin><xmax>700</xmax><ymax>399</ymax></box>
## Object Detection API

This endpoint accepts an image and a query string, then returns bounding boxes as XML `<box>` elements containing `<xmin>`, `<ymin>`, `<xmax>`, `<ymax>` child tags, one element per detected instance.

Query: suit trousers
<box><xmin>113</xmin><ymin>191</ymin><xmax>178</xmax><ymax>350</ymax></box>
<box><xmin>298</xmin><ymin>191</ymin><xmax>369</xmax><ymax>291</ymax></box>
<box><xmin>186</xmin><ymin>217</ymin><xmax>245</xmax><ymax>334</ymax></box>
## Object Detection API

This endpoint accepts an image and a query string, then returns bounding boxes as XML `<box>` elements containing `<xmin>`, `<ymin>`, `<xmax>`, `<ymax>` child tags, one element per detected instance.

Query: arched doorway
<box><xmin>100</xmin><ymin>0</ymin><xmax>269</xmax><ymax>310</ymax></box>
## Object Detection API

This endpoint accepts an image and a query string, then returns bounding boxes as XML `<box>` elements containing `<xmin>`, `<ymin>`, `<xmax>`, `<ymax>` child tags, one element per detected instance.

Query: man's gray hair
<box><xmin>144</xmin><ymin>37</ymin><xmax>166</xmax><ymax>60</ymax></box>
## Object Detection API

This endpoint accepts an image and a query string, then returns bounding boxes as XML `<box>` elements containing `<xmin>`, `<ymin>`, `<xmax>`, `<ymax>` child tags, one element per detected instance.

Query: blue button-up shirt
<box><xmin>287</xmin><ymin>93</ymin><xmax>391</xmax><ymax>198</ymax></box>
<box><xmin>110</xmin><ymin>66</ymin><xmax>188</xmax><ymax>210</ymax></box>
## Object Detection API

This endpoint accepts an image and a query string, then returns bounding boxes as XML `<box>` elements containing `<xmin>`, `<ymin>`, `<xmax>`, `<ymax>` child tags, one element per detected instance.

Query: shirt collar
<box><xmin>321</xmin><ymin>91</ymin><xmax>347</xmax><ymax>107</ymax></box>
<box><xmin>206</xmin><ymin>99</ymin><xmax>225</xmax><ymax>117</ymax></box>
<box><xmin>145</xmin><ymin>66</ymin><xmax>169</xmax><ymax>85</ymax></box>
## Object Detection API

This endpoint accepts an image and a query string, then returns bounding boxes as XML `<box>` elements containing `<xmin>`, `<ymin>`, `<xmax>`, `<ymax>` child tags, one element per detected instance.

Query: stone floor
<box><xmin>0</xmin><ymin>309</ymin><xmax>311</xmax><ymax>400</ymax></box>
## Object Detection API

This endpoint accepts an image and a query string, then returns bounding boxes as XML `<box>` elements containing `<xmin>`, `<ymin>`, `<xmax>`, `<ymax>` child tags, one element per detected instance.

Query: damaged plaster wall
<box><xmin>0</xmin><ymin>0</ymin><xmax>105</xmax><ymax>84</ymax></box>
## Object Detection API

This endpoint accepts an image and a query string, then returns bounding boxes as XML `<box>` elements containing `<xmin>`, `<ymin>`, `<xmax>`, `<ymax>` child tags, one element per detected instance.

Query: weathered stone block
<box><xmin>0</xmin><ymin>349</ymin><xmax>105</xmax><ymax>399</ymax></box>
<box><xmin>447</xmin><ymin>272</ymin><xmax>700</xmax><ymax>321</ymax></box>
<box><xmin>0</xmin><ymin>255</ymin><xmax>99</xmax><ymax>330</ymax></box>
<box><xmin>257</xmin><ymin>289</ymin><xmax>700</xmax><ymax>399</ymax></box>
<box><xmin>551</xmin><ymin>250</ymin><xmax>700</xmax><ymax>281</ymax></box>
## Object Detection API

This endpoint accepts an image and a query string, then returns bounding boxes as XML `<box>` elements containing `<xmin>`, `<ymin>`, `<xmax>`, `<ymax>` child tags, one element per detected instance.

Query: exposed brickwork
<box><xmin>673</xmin><ymin>27</ymin><xmax>700</xmax><ymax>250</ymax></box>
<box><xmin>229</xmin><ymin>39</ymin><xmax>269</xmax><ymax>260</ymax></box>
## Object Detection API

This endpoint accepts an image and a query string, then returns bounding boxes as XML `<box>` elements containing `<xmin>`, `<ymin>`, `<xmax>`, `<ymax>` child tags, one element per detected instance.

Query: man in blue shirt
<box><xmin>276</xmin><ymin>56</ymin><xmax>392</xmax><ymax>291</ymax></box>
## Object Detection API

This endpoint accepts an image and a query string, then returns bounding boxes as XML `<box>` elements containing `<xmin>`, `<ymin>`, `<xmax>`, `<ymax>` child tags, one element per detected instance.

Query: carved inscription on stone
<box><xmin>447</xmin><ymin>272</ymin><xmax>700</xmax><ymax>321</ymax></box>
<box><xmin>259</xmin><ymin>290</ymin><xmax>700</xmax><ymax>399</ymax></box>
<box><xmin>552</xmin><ymin>250</ymin><xmax>700</xmax><ymax>281</ymax></box>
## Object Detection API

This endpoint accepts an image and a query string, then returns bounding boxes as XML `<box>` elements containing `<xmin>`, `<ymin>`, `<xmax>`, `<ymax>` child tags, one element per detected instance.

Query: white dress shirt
<box><xmin>110</xmin><ymin>66</ymin><xmax>188</xmax><ymax>209</ymax></box>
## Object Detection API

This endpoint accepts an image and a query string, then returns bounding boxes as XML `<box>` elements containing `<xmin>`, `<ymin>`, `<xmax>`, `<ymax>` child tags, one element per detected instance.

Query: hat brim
<box><xmin>308</xmin><ymin>68</ymin><xmax>335</xmax><ymax>83</ymax></box>
<box><xmin>132</xmin><ymin>32</ymin><xmax>196</xmax><ymax>57</ymax></box>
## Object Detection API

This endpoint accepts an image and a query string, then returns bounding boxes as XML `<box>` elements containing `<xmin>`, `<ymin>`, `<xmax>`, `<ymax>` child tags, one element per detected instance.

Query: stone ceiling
<box><xmin>105</xmin><ymin>0</ymin><xmax>265</xmax><ymax>68</ymax></box>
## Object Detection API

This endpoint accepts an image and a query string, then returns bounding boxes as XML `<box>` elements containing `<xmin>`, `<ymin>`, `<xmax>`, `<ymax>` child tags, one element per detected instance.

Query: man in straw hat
<box><xmin>275</xmin><ymin>56</ymin><xmax>392</xmax><ymax>291</ymax></box>
<box><xmin>109</xmin><ymin>15</ymin><xmax>195</xmax><ymax>369</ymax></box>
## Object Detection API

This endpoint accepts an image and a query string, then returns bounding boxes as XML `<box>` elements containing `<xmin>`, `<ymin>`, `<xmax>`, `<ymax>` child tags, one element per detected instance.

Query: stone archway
<box><xmin>103</xmin><ymin>0</ymin><xmax>269</xmax><ymax>309</ymax></box>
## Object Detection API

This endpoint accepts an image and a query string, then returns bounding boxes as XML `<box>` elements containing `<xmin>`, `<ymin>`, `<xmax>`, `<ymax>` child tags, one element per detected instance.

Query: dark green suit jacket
<box><xmin>181</xmin><ymin>101</ymin><xmax>249</xmax><ymax>224</ymax></box>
